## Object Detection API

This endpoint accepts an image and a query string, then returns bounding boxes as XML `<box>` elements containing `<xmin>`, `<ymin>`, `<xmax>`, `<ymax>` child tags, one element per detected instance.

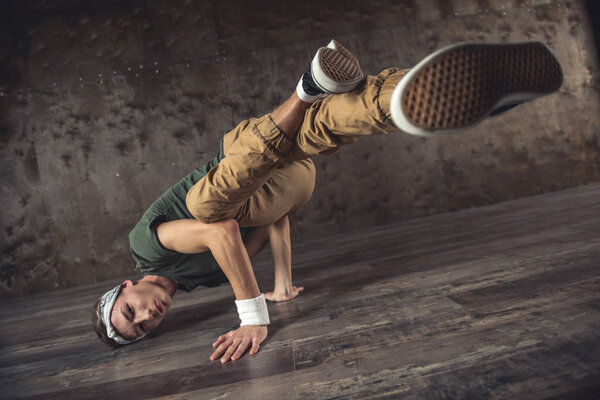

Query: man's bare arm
<box><xmin>263</xmin><ymin>216</ymin><xmax>304</xmax><ymax>302</ymax></box>
<box><xmin>157</xmin><ymin>218</ymin><xmax>260</xmax><ymax>299</ymax></box>
<box><xmin>156</xmin><ymin>218</ymin><xmax>268</xmax><ymax>363</ymax></box>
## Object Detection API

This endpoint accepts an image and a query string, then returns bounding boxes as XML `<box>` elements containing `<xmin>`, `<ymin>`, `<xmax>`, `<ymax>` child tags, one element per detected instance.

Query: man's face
<box><xmin>110</xmin><ymin>280</ymin><xmax>172</xmax><ymax>340</ymax></box>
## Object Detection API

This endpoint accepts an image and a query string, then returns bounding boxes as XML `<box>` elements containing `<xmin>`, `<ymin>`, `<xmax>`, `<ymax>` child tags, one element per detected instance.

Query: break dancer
<box><xmin>92</xmin><ymin>40</ymin><xmax>563</xmax><ymax>363</ymax></box>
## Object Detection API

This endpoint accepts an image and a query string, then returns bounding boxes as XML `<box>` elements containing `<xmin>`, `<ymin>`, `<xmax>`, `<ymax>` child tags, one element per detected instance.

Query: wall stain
<box><xmin>1</xmin><ymin>0</ymin><xmax>599</xmax><ymax>299</ymax></box>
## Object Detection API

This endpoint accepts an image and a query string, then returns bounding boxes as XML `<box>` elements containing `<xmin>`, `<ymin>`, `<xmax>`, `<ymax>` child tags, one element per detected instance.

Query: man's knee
<box><xmin>186</xmin><ymin>184</ymin><xmax>226</xmax><ymax>223</ymax></box>
<box><xmin>290</xmin><ymin>159</ymin><xmax>316</xmax><ymax>212</ymax></box>
<box><xmin>301</xmin><ymin>159</ymin><xmax>316</xmax><ymax>199</ymax></box>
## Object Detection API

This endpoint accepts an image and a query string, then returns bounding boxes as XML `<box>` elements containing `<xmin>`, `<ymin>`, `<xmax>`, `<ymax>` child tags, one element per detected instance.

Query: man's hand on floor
<box><xmin>210</xmin><ymin>325</ymin><xmax>268</xmax><ymax>363</ymax></box>
<box><xmin>265</xmin><ymin>285</ymin><xmax>304</xmax><ymax>302</ymax></box>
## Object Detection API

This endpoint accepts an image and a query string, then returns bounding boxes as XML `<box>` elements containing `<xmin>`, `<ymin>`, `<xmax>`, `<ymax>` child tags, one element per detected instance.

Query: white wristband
<box><xmin>235</xmin><ymin>293</ymin><xmax>270</xmax><ymax>326</ymax></box>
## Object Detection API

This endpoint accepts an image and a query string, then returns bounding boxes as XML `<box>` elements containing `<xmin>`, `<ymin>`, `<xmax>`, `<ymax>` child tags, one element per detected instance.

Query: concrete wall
<box><xmin>1</xmin><ymin>0</ymin><xmax>599</xmax><ymax>298</ymax></box>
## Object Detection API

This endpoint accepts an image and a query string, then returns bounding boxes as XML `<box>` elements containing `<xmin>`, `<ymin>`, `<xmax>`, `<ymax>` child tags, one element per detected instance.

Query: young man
<box><xmin>92</xmin><ymin>40</ymin><xmax>563</xmax><ymax>363</ymax></box>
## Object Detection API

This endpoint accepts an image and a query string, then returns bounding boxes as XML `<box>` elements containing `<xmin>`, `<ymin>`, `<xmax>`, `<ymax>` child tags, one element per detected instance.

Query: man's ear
<box><xmin>122</xmin><ymin>279</ymin><xmax>134</xmax><ymax>288</ymax></box>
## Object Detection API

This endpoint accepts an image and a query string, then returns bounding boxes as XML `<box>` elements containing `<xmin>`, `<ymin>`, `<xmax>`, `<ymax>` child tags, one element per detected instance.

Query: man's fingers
<box><xmin>212</xmin><ymin>330</ymin><xmax>235</xmax><ymax>347</ymax></box>
<box><xmin>210</xmin><ymin>347</ymin><xmax>221</xmax><ymax>361</ymax></box>
<box><xmin>210</xmin><ymin>338</ymin><xmax>232</xmax><ymax>360</ymax></box>
<box><xmin>249</xmin><ymin>337</ymin><xmax>260</xmax><ymax>355</ymax></box>
<box><xmin>221</xmin><ymin>339</ymin><xmax>242</xmax><ymax>363</ymax></box>
<box><xmin>212</xmin><ymin>335</ymin><xmax>225</xmax><ymax>348</ymax></box>
<box><xmin>231</xmin><ymin>338</ymin><xmax>251</xmax><ymax>361</ymax></box>
<box><xmin>211</xmin><ymin>326</ymin><xmax>267</xmax><ymax>361</ymax></box>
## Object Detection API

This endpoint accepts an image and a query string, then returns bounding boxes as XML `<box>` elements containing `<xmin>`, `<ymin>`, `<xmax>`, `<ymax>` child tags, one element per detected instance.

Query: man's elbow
<box><xmin>215</xmin><ymin>218</ymin><xmax>239</xmax><ymax>236</ymax></box>
<box><xmin>206</xmin><ymin>218</ymin><xmax>240</xmax><ymax>248</ymax></box>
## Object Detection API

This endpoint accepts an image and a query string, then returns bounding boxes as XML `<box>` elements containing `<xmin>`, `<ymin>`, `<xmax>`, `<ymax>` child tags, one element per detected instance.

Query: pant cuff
<box><xmin>377</xmin><ymin>68</ymin><xmax>410</xmax><ymax>120</ymax></box>
<box><xmin>253</xmin><ymin>115</ymin><xmax>294</xmax><ymax>160</ymax></box>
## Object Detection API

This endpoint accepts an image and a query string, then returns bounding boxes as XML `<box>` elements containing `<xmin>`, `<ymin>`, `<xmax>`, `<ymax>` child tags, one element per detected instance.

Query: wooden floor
<box><xmin>1</xmin><ymin>183</ymin><xmax>600</xmax><ymax>400</ymax></box>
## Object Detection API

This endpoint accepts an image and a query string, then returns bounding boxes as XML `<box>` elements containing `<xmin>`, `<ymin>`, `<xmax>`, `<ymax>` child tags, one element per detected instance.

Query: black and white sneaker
<box><xmin>390</xmin><ymin>42</ymin><xmax>563</xmax><ymax>136</ymax></box>
<box><xmin>297</xmin><ymin>40</ymin><xmax>364</xmax><ymax>103</ymax></box>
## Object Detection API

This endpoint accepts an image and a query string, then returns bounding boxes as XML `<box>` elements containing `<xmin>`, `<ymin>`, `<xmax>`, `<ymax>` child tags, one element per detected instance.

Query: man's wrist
<box><xmin>235</xmin><ymin>293</ymin><xmax>270</xmax><ymax>326</ymax></box>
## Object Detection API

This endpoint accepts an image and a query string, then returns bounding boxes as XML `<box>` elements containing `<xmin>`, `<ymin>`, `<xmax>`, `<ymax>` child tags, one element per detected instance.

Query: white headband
<box><xmin>100</xmin><ymin>284</ymin><xmax>147</xmax><ymax>345</ymax></box>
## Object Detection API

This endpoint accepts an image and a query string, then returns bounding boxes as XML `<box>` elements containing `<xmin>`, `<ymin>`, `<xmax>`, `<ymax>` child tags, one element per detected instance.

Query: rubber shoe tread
<box><xmin>390</xmin><ymin>42</ymin><xmax>563</xmax><ymax>136</ymax></box>
<box><xmin>311</xmin><ymin>40</ymin><xmax>364</xmax><ymax>94</ymax></box>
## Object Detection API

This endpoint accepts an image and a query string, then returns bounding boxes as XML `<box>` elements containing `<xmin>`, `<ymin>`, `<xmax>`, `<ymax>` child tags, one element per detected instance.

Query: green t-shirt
<box><xmin>128</xmin><ymin>138</ymin><xmax>255</xmax><ymax>291</ymax></box>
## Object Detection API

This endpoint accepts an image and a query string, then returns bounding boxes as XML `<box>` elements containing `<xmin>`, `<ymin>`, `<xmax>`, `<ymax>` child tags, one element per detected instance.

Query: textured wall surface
<box><xmin>1</xmin><ymin>0</ymin><xmax>599</xmax><ymax>298</ymax></box>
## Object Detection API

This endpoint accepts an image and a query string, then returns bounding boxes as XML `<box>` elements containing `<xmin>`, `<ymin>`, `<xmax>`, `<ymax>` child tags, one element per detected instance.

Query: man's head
<box><xmin>92</xmin><ymin>279</ymin><xmax>172</xmax><ymax>347</ymax></box>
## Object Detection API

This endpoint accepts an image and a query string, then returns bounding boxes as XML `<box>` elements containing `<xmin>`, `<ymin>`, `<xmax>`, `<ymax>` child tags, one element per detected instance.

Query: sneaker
<box><xmin>390</xmin><ymin>42</ymin><xmax>563</xmax><ymax>137</ymax></box>
<box><xmin>303</xmin><ymin>40</ymin><xmax>364</xmax><ymax>95</ymax></box>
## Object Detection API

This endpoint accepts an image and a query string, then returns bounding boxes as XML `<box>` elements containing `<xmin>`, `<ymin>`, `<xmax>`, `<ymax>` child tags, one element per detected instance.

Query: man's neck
<box><xmin>140</xmin><ymin>275</ymin><xmax>178</xmax><ymax>296</ymax></box>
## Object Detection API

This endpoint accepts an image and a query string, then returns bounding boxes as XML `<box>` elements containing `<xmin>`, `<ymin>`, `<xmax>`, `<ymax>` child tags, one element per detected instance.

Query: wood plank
<box><xmin>1</xmin><ymin>183</ymin><xmax>599</xmax><ymax>399</ymax></box>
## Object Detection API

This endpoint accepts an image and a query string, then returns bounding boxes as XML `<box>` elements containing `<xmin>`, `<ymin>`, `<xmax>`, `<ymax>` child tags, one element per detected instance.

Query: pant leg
<box><xmin>186</xmin><ymin>67</ymin><xmax>409</xmax><ymax>223</ymax></box>
<box><xmin>233</xmin><ymin>159</ymin><xmax>316</xmax><ymax>227</ymax></box>
<box><xmin>289</xmin><ymin>67</ymin><xmax>410</xmax><ymax>161</ymax></box>
<box><xmin>186</xmin><ymin>114</ymin><xmax>292</xmax><ymax>222</ymax></box>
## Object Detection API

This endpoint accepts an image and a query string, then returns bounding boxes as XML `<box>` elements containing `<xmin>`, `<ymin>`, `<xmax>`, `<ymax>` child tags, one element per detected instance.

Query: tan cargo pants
<box><xmin>186</xmin><ymin>67</ymin><xmax>409</xmax><ymax>227</ymax></box>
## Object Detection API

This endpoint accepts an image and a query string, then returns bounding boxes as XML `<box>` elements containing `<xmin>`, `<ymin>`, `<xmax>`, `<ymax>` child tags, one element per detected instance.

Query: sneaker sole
<box><xmin>390</xmin><ymin>42</ymin><xmax>564</xmax><ymax>137</ymax></box>
<box><xmin>311</xmin><ymin>41</ymin><xmax>364</xmax><ymax>94</ymax></box>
